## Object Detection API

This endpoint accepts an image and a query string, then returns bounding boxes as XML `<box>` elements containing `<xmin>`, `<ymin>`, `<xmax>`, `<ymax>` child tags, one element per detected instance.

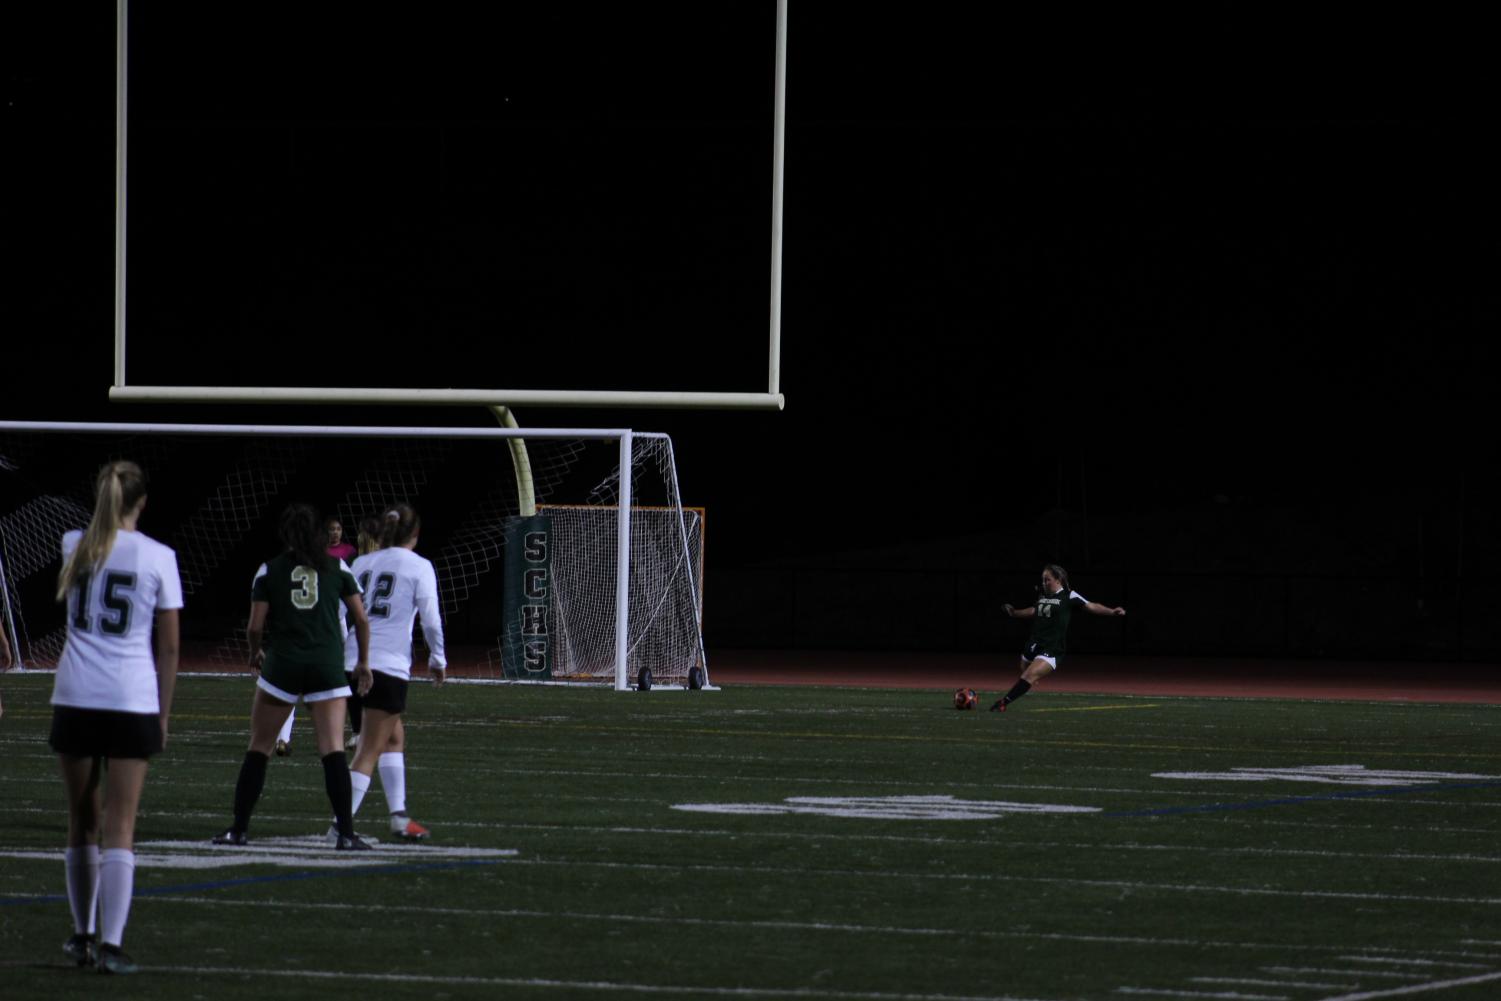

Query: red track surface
<box><xmin>706</xmin><ymin>649</ymin><xmax>1501</xmax><ymax>704</ymax></box>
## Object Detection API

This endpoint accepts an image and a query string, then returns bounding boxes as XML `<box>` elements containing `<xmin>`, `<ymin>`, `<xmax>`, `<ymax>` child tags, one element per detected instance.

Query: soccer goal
<box><xmin>0</xmin><ymin>421</ymin><xmax>708</xmax><ymax>690</ymax></box>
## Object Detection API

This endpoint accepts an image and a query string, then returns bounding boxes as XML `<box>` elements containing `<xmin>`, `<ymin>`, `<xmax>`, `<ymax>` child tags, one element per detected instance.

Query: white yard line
<box><xmin>1192</xmin><ymin>978</ymin><xmax>1354</xmax><ymax>990</ymax></box>
<box><xmin>141</xmin><ymin>965</ymin><xmax>1062</xmax><ymax>1001</ymax></box>
<box><xmin>483</xmin><ymin>857</ymin><xmax>1501</xmax><ymax>907</ymax></box>
<box><xmin>1314</xmin><ymin>970</ymin><xmax>1501</xmax><ymax>1000</ymax></box>
<box><xmin>1115</xmin><ymin>988</ymin><xmax>1288</xmax><ymax>999</ymax></box>
<box><xmin>1335</xmin><ymin>956</ymin><xmax>1493</xmax><ymax>970</ymax></box>
<box><xmin>4</xmin><ymin>803</ymin><xmax>1500</xmax><ymax>866</ymax></box>
<box><xmin>6</xmin><ymin>827</ymin><xmax>1501</xmax><ymax>906</ymax></box>
<box><xmin>1262</xmin><ymin>968</ymin><xmax>1432</xmax><ymax>981</ymax></box>
<box><xmin>137</xmin><ymin>895</ymin><xmax>1500</xmax><ymax>973</ymax></box>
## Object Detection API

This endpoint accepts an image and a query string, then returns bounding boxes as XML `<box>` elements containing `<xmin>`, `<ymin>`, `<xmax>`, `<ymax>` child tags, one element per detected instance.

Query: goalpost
<box><xmin>0</xmin><ymin>421</ymin><xmax>709</xmax><ymax>691</ymax></box>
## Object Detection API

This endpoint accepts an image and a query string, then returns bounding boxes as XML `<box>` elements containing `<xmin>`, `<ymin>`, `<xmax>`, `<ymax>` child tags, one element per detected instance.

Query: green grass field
<box><xmin>2</xmin><ymin>671</ymin><xmax>1499</xmax><ymax>1000</ymax></box>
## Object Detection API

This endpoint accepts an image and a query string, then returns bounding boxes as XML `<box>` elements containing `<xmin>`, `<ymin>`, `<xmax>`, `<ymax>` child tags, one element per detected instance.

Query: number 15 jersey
<box><xmin>53</xmin><ymin>529</ymin><xmax>184</xmax><ymax>714</ymax></box>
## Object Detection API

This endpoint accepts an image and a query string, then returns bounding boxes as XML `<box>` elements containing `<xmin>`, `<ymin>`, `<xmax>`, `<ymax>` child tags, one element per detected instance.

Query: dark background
<box><xmin>4</xmin><ymin>4</ymin><xmax>1498</xmax><ymax>661</ymax></box>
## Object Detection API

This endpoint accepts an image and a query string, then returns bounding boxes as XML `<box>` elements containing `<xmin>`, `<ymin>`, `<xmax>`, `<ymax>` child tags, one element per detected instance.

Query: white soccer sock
<box><xmin>277</xmin><ymin>706</ymin><xmax>295</xmax><ymax>744</ymax></box>
<box><xmin>378</xmin><ymin>752</ymin><xmax>407</xmax><ymax>815</ymax></box>
<box><xmin>64</xmin><ymin>845</ymin><xmax>100</xmax><ymax>935</ymax></box>
<box><xmin>349</xmin><ymin>769</ymin><xmax>371</xmax><ymax>818</ymax></box>
<box><xmin>98</xmin><ymin>848</ymin><xmax>135</xmax><ymax>948</ymax></box>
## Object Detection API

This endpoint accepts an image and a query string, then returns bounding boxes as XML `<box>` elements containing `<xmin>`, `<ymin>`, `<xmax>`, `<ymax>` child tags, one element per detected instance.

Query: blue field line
<box><xmin>0</xmin><ymin>858</ymin><xmax>508</xmax><ymax>909</ymax></box>
<box><xmin>1104</xmin><ymin>779</ymin><xmax>1501</xmax><ymax>818</ymax></box>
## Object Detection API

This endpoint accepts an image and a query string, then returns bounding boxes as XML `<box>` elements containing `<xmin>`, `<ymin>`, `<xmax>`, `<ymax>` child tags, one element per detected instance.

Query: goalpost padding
<box><xmin>0</xmin><ymin>421</ymin><xmax>707</xmax><ymax>690</ymax></box>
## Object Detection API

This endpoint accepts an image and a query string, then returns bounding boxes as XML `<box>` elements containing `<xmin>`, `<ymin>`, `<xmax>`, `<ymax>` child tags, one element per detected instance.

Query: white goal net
<box><xmin>0</xmin><ymin>422</ymin><xmax>707</xmax><ymax>690</ymax></box>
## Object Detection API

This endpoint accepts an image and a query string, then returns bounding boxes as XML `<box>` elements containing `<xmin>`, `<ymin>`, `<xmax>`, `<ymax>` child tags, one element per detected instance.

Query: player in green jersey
<box><xmin>213</xmin><ymin>504</ymin><xmax>373</xmax><ymax>848</ymax></box>
<box><xmin>991</xmin><ymin>564</ymin><xmax>1125</xmax><ymax>712</ymax></box>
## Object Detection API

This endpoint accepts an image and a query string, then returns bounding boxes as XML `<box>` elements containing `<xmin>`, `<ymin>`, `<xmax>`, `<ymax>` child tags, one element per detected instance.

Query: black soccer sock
<box><xmin>1002</xmin><ymin>679</ymin><xmax>1032</xmax><ymax>706</ymax></box>
<box><xmin>323</xmin><ymin>751</ymin><xmax>354</xmax><ymax>838</ymax></box>
<box><xmin>231</xmin><ymin>751</ymin><xmax>270</xmax><ymax>833</ymax></box>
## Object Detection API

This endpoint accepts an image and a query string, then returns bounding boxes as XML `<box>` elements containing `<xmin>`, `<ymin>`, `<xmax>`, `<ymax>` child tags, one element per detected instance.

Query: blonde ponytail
<box><xmin>56</xmin><ymin>461</ymin><xmax>147</xmax><ymax>602</ymax></box>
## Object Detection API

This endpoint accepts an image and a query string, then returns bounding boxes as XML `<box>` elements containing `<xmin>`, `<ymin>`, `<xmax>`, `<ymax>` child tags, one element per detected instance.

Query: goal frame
<box><xmin>107</xmin><ymin>0</ymin><xmax>789</xmax><ymax>412</ymax></box>
<box><xmin>0</xmin><ymin>420</ymin><xmax>707</xmax><ymax>692</ymax></box>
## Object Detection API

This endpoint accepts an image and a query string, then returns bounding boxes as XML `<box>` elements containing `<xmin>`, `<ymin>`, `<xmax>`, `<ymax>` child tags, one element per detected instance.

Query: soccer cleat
<box><xmin>274</xmin><ymin>739</ymin><xmax>291</xmax><ymax>756</ymax></box>
<box><xmin>95</xmin><ymin>943</ymin><xmax>138</xmax><ymax>974</ymax></box>
<box><xmin>346</xmin><ymin>733</ymin><xmax>360</xmax><ymax>751</ymax></box>
<box><xmin>335</xmin><ymin>833</ymin><xmax>374</xmax><ymax>851</ymax></box>
<box><xmin>63</xmin><ymin>932</ymin><xmax>97</xmax><ymax>967</ymax></box>
<box><xmin>211</xmin><ymin>828</ymin><xmax>248</xmax><ymax>846</ymax></box>
<box><xmin>326</xmin><ymin>824</ymin><xmax>379</xmax><ymax>846</ymax></box>
<box><xmin>989</xmin><ymin>699</ymin><xmax>1006</xmax><ymax>712</ymax></box>
<box><xmin>389</xmin><ymin>813</ymin><xmax>430</xmax><ymax>841</ymax></box>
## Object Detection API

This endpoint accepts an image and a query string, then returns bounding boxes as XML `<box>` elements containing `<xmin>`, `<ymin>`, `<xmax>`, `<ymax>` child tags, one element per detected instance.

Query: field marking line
<box><xmin>338</xmin><ymin>715</ymin><xmax>1501</xmax><ymax>762</ymax></box>
<box><xmin>1114</xmin><ymin>988</ymin><xmax>1288</xmax><ymax>999</ymax></box>
<box><xmin>1313</xmin><ymin>969</ymin><xmax>1501</xmax><ymax>1000</ymax></box>
<box><xmin>1103</xmin><ymin>781</ymin><xmax>1501</xmax><ymax>819</ymax></box>
<box><xmin>136</xmin><ymin>852</ymin><xmax>1474</xmax><ymax>908</ymax></box>
<box><xmin>488</xmin><ymin>857</ymin><xmax>1501</xmax><ymax>906</ymax></box>
<box><xmin>141</xmin><ymin>965</ymin><xmax>1062</xmax><ymax>1001</ymax></box>
<box><xmin>1154</xmin><ymin>766</ymin><xmax>1499</xmax><ymax>786</ymax></box>
<box><xmin>1192</xmin><ymin>979</ymin><xmax>1354</xmax><ymax>990</ymax></box>
<box><xmin>672</xmin><ymin>794</ymin><xmax>1100</xmax><ymax>820</ymax></box>
<box><xmin>137</xmin><ymin>896</ymin><xmax>1492</xmax><ymax>964</ymax></box>
<box><xmin>0</xmin><ymin>857</ymin><xmax>511</xmax><ymax>907</ymax></box>
<box><xmin>1335</xmin><ymin>956</ymin><xmax>1494</xmax><ymax>970</ymax></box>
<box><xmin>128</xmin><ymin>896</ymin><xmax>1501</xmax><ymax>966</ymax></box>
<box><xmin>1030</xmin><ymin>704</ymin><xmax>1161</xmax><ymax>713</ymax></box>
<box><xmin>1262</xmin><ymin>968</ymin><xmax>1432</xmax><ymax>981</ymax></box>
<box><xmin>7</xmin><ymin>804</ymin><xmax>1501</xmax><ymax>866</ymax></box>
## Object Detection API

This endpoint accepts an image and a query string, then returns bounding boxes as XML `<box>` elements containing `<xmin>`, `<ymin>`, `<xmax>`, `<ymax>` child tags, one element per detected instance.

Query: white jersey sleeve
<box><xmin>343</xmin><ymin>553</ymin><xmax>371</xmax><ymax>669</ymax></box>
<box><xmin>413</xmin><ymin>557</ymin><xmax>446</xmax><ymax>671</ymax></box>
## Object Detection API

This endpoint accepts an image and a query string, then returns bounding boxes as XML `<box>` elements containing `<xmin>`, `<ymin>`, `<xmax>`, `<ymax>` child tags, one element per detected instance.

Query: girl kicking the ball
<box><xmin>991</xmin><ymin>564</ymin><xmax>1124</xmax><ymax>712</ymax></box>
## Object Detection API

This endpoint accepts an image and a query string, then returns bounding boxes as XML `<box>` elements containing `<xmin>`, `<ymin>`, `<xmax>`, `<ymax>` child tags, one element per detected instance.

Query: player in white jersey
<box><xmin>49</xmin><ymin>461</ymin><xmax>182</xmax><ymax>975</ymax></box>
<box><xmin>335</xmin><ymin>503</ymin><xmax>446</xmax><ymax>842</ymax></box>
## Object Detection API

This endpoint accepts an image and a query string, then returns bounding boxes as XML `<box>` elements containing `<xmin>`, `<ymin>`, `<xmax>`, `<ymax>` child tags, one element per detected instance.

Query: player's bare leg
<box><xmin>59</xmin><ymin>755</ymin><xmax>102</xmax><ymax>965</ymax></box>
<box><xmin>991</xmin><ymin>658</ymin><xmax>1054</xmax><ymax>712</ymax></box>
<box><xmin>377</xmin><ymin>716</ymin><xmax>428</xmax><ymax>841</ymax></box>
<box><xmin>94</xmin><ymin>759</ymin><xmax>148</xmax><ymax>972</ymax></box>
<box><xmin>215</xmin><ymin>690</ymin><xmax>294</xmax><ymax>845</ymax></box>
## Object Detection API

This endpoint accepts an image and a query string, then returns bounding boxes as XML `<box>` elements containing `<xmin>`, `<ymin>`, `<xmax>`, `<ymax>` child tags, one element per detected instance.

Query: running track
<box><xmin>705</xmin><ymin>649</ymin><xmax>1501</xmax><ymax>703</ymax></box>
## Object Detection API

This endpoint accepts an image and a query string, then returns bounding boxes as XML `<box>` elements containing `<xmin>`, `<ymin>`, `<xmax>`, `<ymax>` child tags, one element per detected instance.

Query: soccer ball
<box><xmin>953</xmin><ymin>688</ymin><xmax>977</xmax><ymax>710</ymax></box>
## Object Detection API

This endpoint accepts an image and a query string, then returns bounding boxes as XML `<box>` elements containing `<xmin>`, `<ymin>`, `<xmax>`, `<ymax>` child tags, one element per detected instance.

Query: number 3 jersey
<box><xmin>251</xmin><ymin>553</ymin><xmax>360</xmax><ymax>670</ymax></box>
<box><xmin>343</xmin><ymin>546</ymin><xmax>447</xmax><ymax>680</ymax></box>
<box><xmin>53</xmin><ymin>529</ymin><xmax>184</xmax><ymax>714</ymax></box>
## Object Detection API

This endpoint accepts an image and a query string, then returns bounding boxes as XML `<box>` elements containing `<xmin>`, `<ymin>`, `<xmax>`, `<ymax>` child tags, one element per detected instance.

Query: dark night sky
<box><xmin>4</xmin><ymin>4</ymin><xmax>1498</xmax><ymax>574</ymax></box>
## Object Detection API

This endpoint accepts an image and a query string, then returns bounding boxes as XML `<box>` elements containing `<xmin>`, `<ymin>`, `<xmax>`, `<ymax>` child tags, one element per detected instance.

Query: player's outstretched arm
<box><xmin>1003</xmin><ymin>604</ymin><xmax>1036</xmax><ymax>619</ymax></box>
<box><xmin>246</xmin><ymin>601</ymin><xmax>269</xmax><ymax>670</ymax></box>
<box><xmin>1085</xmin><ymin>601</ymin><xmax>1125</xmax><ymax>616</ymax></box>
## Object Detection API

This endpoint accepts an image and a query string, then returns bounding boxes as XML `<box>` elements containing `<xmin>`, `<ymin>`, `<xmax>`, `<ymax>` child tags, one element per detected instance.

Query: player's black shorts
<box><xmin>361</xmin><ymin>670</ymin><xmax>409</xmax><ymax>715</ymax></box>
<box><xmin>1022</xmin><ymin>642</ymin><xmax>1060</xmax><ymax>668</ymax></box>
<box><xmin>49</xmin><ymin>706</ymin><xmax>163</xmax><ymax>760</ymax></box>
<box><xmin>344</xmin><ymin>671</ymin><xmax>363</xmax><ymax>712</ymax></box>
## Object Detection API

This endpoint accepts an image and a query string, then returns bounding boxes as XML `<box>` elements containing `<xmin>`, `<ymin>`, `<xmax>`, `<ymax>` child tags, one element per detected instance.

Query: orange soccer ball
<box><xmin>953</xmin><ymin>688</ymin><xmax>977</xmax><ymax>710</ymax></box>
